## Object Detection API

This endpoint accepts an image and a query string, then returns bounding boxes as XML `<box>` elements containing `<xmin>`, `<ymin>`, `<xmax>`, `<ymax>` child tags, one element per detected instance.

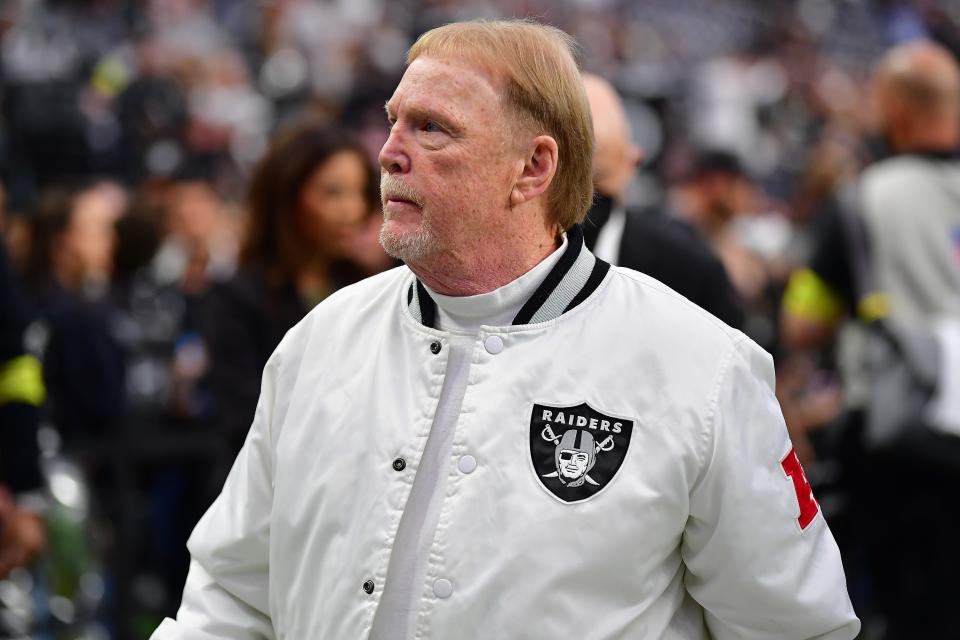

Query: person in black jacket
<box><xmin>582</xmin><ymin>74</ymin><xmax>743</xmax><ymax>329</ymax></box>
<box><xmin>21</xmin><ymin>184</ymin><xmax>127</xmax><ymax>446</ymax></box>
<box><xmin>0</xmin><ymin>240</ymin><xmax>46</xmax><ymax>577</ymax></box>
<box><xmin>204</xmin><ymin>122</ymin><xmax>382</xmax><ymax>457</ymax></box>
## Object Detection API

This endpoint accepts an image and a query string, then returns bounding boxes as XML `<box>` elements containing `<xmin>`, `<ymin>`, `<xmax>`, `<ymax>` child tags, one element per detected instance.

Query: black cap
<box><xmin>689</xmin><ymin>149</ymin><xmax>746</xmax><ymax>180</ymax></box>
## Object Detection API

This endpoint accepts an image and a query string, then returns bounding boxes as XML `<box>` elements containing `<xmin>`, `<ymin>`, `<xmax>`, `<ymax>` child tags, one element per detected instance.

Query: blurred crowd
<box><xmin>1</xmin><ymin>0</ymin><xmax>959</xmax><ymax>638</ymax></box>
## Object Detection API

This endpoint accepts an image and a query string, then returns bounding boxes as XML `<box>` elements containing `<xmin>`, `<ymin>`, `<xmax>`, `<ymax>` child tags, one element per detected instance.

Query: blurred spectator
<box><xmin>781</xmin><ymin>39</ymin><xmax>960</xmax><ymax>355</ymax></box>
<box><xmin>111</xmin><ymin>200</ymin><xmax>193</xmax><ymax>422</ymax></box>
<box><xmin>0</xmin><ymin>241</ymin><xmax>45</xmax><ymax>579</ymax></box>
<box><xmin>21</xmin><ymin>181</ymin><xmax>126</xmax><ymax>445</ymax></box>
<box><xmin>114</xmin><ymin>37</ymin><xmax>190</xmax><ymax>185</ymax></box>
<box><xmin>109</xmin><ymin>193</ymin><xmax>225</xmax><ymax>622</ymax></box>
<box><xmin>0</xmin><ymin>0</ymin><xmax>93</xmax><ymax>210</ymax></box>
<box><xmin>203</xmin><ymin>122</ymin><xmax>381</xmax><ymax>456</ymax></box>
<box><xmin>670</xmin><ymin>151</ymin><xmax>770</xmax><ymax>304</ymax></box>
<box><xmin>0</xmin><ymin>485</ymin><xmax>44</xmax><ymax>580</ymax></box>
<box><xmin>781</xmin><ymin>40</ymin><xmax>960</xmax><ymax>639</ymax></box>
<box><xmin>674</xmin><ymin>150</ymin><xmax>801</xmax><ymax>342</ymax></box>
<box><xmin>155</xmin><ymin>178</ymin><xmax>237</xmax><ymax>301</ymax></box>
<box><xmin>582</xmin><ymin>72</ymin><xmax>742</xmax><ymax>329</ymax></box>
<box><xmin>688</xmin><ymin>47</ymin><xmax>787</xmax><ymax>175</ymax></box>
<box><xmin>184</xmin><ymin>48</ymin><xmax>273</xmax><ymax>175</ymax></box>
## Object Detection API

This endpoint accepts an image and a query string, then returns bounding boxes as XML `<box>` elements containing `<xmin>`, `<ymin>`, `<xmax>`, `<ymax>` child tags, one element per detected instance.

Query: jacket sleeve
<box><xmin>682</xmin><ymin>338</ymin><xmax>860</xmax><ymax>640</ymax></box>
<box><xmin>151</xmin><ymin>351</ymin><xmax>280</xmax><ymax>639</ymax></box>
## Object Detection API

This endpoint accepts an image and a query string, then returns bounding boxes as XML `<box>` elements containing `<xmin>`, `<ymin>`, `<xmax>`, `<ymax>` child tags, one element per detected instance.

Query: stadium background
<box><xmin>1</xmin><ymin>0</ymin><xmax>957</xmax><ymax>638</ymax></box>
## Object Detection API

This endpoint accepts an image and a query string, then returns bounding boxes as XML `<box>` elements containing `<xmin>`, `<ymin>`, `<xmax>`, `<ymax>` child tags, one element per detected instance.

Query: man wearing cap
<box><xmin>154</xmin><ymin>19</ymin><xmax>859</xmax><ymax>640</ymax></box>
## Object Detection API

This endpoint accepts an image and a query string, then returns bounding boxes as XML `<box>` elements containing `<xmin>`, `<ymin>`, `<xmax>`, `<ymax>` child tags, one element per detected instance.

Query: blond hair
<box><xmin>408</xmin><ymin>19</ymin><xmax>594</xmax><ymax>231</ymax></box>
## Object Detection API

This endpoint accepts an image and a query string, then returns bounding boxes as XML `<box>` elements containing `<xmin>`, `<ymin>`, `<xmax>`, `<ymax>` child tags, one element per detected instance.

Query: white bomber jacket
<box><xmin>154</xmin><ymin>229</ymin><xmax>860</xmax><ymax>639</ymax></box>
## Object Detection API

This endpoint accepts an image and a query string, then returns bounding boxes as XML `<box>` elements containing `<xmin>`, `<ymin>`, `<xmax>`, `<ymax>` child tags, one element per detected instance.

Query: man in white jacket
<box><xmin>153</xmin><ymin>19</ymin><xmax>860</xmax><ymax>640</ymax></box>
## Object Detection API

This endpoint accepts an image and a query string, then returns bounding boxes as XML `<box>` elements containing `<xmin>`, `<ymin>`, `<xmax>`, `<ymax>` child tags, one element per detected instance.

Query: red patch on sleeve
<box><xmin>780</xmin><ymin>446</ymin><xmax>819</xmax><ymax>530</ymax></box>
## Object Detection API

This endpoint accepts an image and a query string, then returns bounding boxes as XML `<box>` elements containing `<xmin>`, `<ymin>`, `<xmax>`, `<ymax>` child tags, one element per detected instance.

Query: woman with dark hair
<box><xmin>21</xmin><ymin>182</ymin><xmax>127</xmax><ymax>445</ymax></box>
<box><xmin>204</xmin><ymin>122</ymin><xmax>380</xmax><ymax>456</ymax></box>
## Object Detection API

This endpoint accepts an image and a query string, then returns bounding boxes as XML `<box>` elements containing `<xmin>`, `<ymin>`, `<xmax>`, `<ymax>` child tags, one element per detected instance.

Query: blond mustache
<box><xmin>380</xmin><ymin>174</ymin><xmax>424</xmax><ymax>208</ymax></box>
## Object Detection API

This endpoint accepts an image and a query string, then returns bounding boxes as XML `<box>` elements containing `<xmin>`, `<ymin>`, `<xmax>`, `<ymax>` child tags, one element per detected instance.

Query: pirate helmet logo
<box><xmin>530</xmin><ymin>402</ymin><xmax>634</xmax><ymax>503</ymax></box>
<box><xmin>555</xmin><ymin>429</ymin><xmax>595</xmax><ymax>487</ymax></box>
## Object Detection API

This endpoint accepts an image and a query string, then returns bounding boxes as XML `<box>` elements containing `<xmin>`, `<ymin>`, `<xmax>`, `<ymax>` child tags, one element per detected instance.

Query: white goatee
<box><xmin>379</xmin><ymin>174</ymin><xmax>441</xmax><ymax>261</ymax></box>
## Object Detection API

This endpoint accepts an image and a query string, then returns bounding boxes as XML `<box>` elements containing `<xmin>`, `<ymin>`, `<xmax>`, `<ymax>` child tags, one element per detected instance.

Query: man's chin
<box><xmin>379</xmin><ymin>222</ymin><xmax>440</xmax><ymax>262</ymax></box>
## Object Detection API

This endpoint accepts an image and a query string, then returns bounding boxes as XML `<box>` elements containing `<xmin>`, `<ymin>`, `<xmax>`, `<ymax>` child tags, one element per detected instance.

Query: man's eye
<box><xmin>423</xmin><ymin>121</ymin><xmax>442</xmax><ymax>133</ymax></box>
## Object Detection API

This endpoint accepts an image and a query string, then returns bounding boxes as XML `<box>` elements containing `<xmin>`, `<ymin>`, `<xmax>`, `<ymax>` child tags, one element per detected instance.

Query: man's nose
<box><xmin>379</xmin><ymin>127</ymin><xmax>410</xmax><ymax>174</ymax></box>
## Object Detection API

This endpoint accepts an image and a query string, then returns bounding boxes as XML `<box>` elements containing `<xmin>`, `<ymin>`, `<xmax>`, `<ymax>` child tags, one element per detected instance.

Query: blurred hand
<box><xmin>775</xmin><ymin>356</ymin><xmax>844</xmax><ymax>466</ymax></box>
<box><xmin>0</xmin><ymin>486</ymin><xmax>45</xmax><ymax>578</ymax></box>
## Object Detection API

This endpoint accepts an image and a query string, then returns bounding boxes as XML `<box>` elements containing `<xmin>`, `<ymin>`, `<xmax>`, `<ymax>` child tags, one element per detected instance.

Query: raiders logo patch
<box><xmin>530</xmin><ymin>402</ymin><xmax>634</xmax><ymax>503</ymax></box>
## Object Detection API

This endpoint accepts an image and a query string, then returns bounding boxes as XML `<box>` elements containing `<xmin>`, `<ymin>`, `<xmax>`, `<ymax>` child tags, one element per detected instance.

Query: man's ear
<box><xmin>510</xmin><ymin>135</ymin><xmax>559</xmax><ymax>207</ymax></box>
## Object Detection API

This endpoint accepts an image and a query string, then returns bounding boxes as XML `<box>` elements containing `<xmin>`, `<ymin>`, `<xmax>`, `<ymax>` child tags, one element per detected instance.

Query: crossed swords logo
<box><xmin>540</xmin><ymin>425</ymin><xmax>615</xmax><ymax>486</ymax></box>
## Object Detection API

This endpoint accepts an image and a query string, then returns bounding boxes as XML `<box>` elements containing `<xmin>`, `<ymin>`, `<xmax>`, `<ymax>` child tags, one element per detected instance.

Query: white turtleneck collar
<box><xmin>424</xmin><ymin>233</ymin><xmax>569</xmax><ymax>334</ymax></box>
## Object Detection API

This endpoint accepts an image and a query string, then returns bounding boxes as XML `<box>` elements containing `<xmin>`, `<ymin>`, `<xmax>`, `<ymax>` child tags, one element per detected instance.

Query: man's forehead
<box><xmin>386</xmin><ymin>56</ymin><xmax>502</xmax><ymax>111</ymax></box>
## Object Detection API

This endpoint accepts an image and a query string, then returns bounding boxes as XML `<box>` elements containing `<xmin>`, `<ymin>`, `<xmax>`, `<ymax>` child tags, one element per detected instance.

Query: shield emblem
<box><xmin>529</xmin><ymin>402</ymin><xmax>634</xmax><ymax>503</ymax></box>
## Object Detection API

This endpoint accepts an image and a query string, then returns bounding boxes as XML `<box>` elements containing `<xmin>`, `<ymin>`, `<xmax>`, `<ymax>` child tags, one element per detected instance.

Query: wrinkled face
<box><xmin>379</xmin><ymin>56</ymin><xmax>521</xmax><ymax>263</ymax></box>
<box><xmin>558</xmin><ymin>449</ymin><xmax>590</xmax><ymax>480</ymax></box>
<box><xmin>298</xmin><ymin>150</ymin><xmax>369</xmax><ymax>257</ymax></box>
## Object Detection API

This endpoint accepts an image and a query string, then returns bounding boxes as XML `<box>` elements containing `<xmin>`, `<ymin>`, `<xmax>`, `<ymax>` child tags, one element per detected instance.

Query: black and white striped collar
<box><xmin>407</xmin><ymin>225</ymin><xmax>610</xmax><ymax>328</ymax></box>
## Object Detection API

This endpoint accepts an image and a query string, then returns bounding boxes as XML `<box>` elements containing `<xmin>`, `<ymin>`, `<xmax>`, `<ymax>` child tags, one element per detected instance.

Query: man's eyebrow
<box><xmin>383</xmin><ymin>101</ymin><xmax>463</xmax><ymax>133</ymax></box>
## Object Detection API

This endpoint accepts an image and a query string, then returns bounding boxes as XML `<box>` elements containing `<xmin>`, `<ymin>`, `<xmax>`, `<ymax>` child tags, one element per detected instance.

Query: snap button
<box><xmin>362</xmin><ymin>579</ymin><xmax>375</xmax><ymax>594</ymax></box>
<box><xmin>483</xmin><ymin>335</ymin><xmax>503</xmax><ymax>354</ymax></box>
<box><xmin>430</xmin><ymin>341</ymin><xmax>442</xmax><ymax>355</ymax></box>
<box><xmin>392</xmin><ymin>458</ymin><xmax>406</xmax><ymax>472</ymax></box>
<box><xmin>458</xmin><ymin>455</ymin><xmax>477</xmax><ymax>474</ymax></box>
<box><xmin>433</xmin><ymin>578</ymin><xmax>453</xmax><ymax>599</ymax></box>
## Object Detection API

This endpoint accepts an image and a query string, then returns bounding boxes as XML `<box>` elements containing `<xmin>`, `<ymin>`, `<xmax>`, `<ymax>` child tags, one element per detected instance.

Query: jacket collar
<box><xmin>407</xmin><ymin>225</ymin><xmax>610</xmax><ymax>329</ymax></box>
